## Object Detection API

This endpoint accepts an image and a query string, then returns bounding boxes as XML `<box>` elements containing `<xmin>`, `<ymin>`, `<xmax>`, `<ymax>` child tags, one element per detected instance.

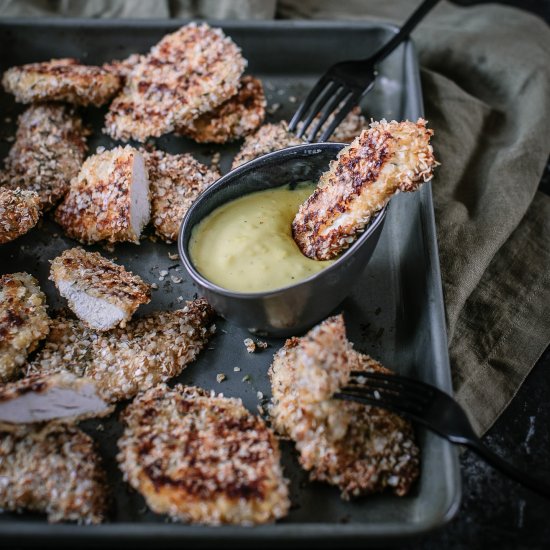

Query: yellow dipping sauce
<box><xmin>189</xmin><ymin>182</ymin><xmax>334</xmax><ymax>293</ymax></box>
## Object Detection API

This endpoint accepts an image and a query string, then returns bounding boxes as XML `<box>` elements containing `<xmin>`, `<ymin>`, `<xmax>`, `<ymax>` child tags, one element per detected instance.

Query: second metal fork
<box><xmin>289</xmin><ymin>0</ymin><xmax>441</xmax><ymax>142</ymax></box>
<box><xmin>335</xmin><ymin>370</ymin><xmax>550</xmax><ymax>499</ymax></box>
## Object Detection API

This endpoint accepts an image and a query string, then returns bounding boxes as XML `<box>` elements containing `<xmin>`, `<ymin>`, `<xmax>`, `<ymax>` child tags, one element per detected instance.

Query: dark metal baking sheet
<box><xmin>0</xmin><ymin>18</ymin><xmax>460</xmax><ymax>544</ymax></box>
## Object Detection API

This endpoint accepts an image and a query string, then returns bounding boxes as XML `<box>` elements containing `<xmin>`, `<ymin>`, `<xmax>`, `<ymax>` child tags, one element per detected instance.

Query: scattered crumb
<box><xmin>242</xmin><ymin>375</ymin><xmax>251</xmax><ymax>383</ymax></box>
<box><xmin>257</xmin><ymin>391</ymin><xmax>263</xmax><ymax>400</ymax></box>
<box><xmin>216</xmin><ymin>373</ymin><xmax>226</xmax><ymax>383</ymax></box>
<box><xmin>158</xmin><ymin>276</ymin><xmax>165</xmax><ymax>281</ymax></box>
<box><xmin>289</xmin><ymin>96</ymin><xmax>297</xmax><ymax>103</ymax></box>
<box><xmin>177</xmin><ymin>296</ymin><xmax>184</xmax><ymax>302</ymax></box>
<box><xmin>151</xmin><ymin>283</ymin><xmax>159</xmax><ymax>290</ymax></box>
<box><xmin>159</xmin><ymin>269</ymin><xmax>168</xmax><ymax>277</ymax></box>
<box><xmin>244</xmin><ymin>338</ymin><xmax>256</xmax><ymax>353</ymax></box>
<box><xmin>171</xmin><ymin>276</ymin><xmax>182</xmax><ymax>284</ymax></box>
<box><xmin>244</xmin><ymin>338</ymin><xmax>268</xmax><ymax>353</ymax></box>
<box><xmin>95</xmin><ymin>424</ymin><xmax>104</xmax><ymax>432</ymax></box>
<box><xmin>267</xmin><ymin>103</ymin><xmax>281</xmax><ymax>115</ymax></box>
<box><xmin>211</xmin><ymin>152</ymin><xmax>221</xmax><ymax>171</ymax></box>
<box><xmin>233</xmin><ymin>367</ymin><xmax>241</xmax><ymax>372</ymax></box>
<box><xmin>168</xmin><ymin>252</ymin><xmax>179</xmax><ymax>260</ymax></box>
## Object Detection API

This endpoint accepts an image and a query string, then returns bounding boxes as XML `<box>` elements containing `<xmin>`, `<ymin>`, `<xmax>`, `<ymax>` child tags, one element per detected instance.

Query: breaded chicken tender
<box><xmin>2</xmin><ymin>58</ymin><xmax>121</xmax><ymax>106</ymax></box>
<box><xmin>50</xmin><ymin>247</ymin><xmax>151</xmax><ymax>330</ymax></box>
<box><xmin>118</xmin><ymin>384</ymin><xmax>290</xmax><ymax>525</ymax></box>
<box><xmin>177</xmin><ymin>76</ymin><xmax>266</xmax><ymax>144</ymax></box>
<box><xmin>269</xmin><ymin>315</ymin><xmax>419</xmax><ymax>499</ymax></box>
<box><xmin>55</xmin><ymin>145</ymin><xmax>150</xmax><ymax>244</ymax></box>
<box><xmin>102</xmin><ymin>53</ymin><xmax>141</xmax><ymax>82</ymax></box>
<box><xmin>143</xmin><ymin>149</ymin><xmax>220</xmax><ymax>242</ymax></box>
<box><xmin>27</xmin><ymin>298</ymin><xmax>216</xmax><ymax>403</ymax></box>
<box><xmin>231</xmin><ymin>121</ymin><xmax>304</xmax><ymax>169</ymax></box>
<box><xmin>0</xmin><ymin>272</ymin><xmax>49</xmax><ymax>383</ymax></box>
<box><xmin>0</xmin><ymin>371</ymin><xmax>112</xmax><ymax>424</ymax></box>
<box><xmin>104</xmin><ymin>23</ymin><xmax>246</xmax><ymax>142</ymax></box>
<box><xmin>0</xmin><ymin>104</ymin><xmax>88</xmax><ymax>211</ymax></box>
<box><xmin>0</xmin><ymin>423</ymin><xmax>108</xmax><ymax>524</ymax></box>
<box><xmin>0</xmin><ymin>188</ymin><xmax>40</xmax><ymax>244</ymax></box>
<box><xmin>293</xmin><ymin>119</ymin><xmax>436</xmax><ymax>260</ymax></box>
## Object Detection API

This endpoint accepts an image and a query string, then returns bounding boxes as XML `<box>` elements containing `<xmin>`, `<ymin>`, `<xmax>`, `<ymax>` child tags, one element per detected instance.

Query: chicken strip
<box><xmin>177</xmin><ymin>76</ymin><xmax>266</xmax><ymax>144</ymax></box>
<box><xmin>292</xmin><ymin>118</ymin><xmax>437</xmax><ymax>260</ymax></box>
<box><xmin>27</xmin><ymin>298</ymin><xmax>216</xmax><ymax>403</ymax></box>
<box><xmin>0</xmin><ymin>423</ymin><xmax>108</xmax><ymax>524</ymax></box>
<box><xmin>0</xmin><ymin>188</ymin><xmax>40</xmax><ymax>244</ymax></box>
<box><xmin>102</xmin><ymin>53</ymin><xmax>141</xmax><ymax>82</ymax></box>
<box><xmin>231</xmin><ymin>121</ymin><xmax>304</xmax><ymax>169</ymax></box>
<box><xmin>50</xmin><ymin>247</ymin><xmax>151</xmax><ymax>330</ymax></box>
<box><xmin>269</xmin><ymin>315</ymin><xmax>420</xmax><ymax>499</ymax></box>
<box><xmin>143</xmin><ymin>149</ymin><xmax>220</xmax><ymax>242</ymax></box>
<box><xmin>55</xmin><ymin>145</ymin><xmax>150</xmax><ymax>245</ymax></box>
<box><xmin>118</xmin><ymin>384</ymin><xmax>290</xmax><ymax>525</ymax></box>
<box><xmin>2</xmin><ymin>58</ymin><xmax>121</xmax><ymax>107</ymax></box>
<box><xmin>104</xmin><ymin>23</ymin><xmax>246</xmax><ymax>142</ymax></box>
<box><xmin>0</xmin><ymin>272</ymin><xmax>49</xmax><ymax>383</ymax></box>
<box><xmin>0</xmin><ymin>372</ymin><xmax>112</xmax><ymax>424</ymax></box>
<box><xmin>0</xmin><ymin>104</ymin><xmax>88</xmax><ymax>211</ymax></box>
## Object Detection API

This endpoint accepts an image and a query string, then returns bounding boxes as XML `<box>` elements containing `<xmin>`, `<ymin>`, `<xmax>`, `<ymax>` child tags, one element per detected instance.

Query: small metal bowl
<box><xmin>178</xmin><ymin>143</ymin><xmax>386</xmax><ymax>337</ymax></box>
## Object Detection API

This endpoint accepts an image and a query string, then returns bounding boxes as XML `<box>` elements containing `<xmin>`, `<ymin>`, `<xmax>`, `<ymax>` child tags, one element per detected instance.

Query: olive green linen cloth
<box><xmin>1</xmin><ymin>0</ymin><xmax>549</xmax><ymax>435</ymax></box>
<box><xmin>277</xmin><ymin>1</ymin><xmax>550</xmax><ymax>435</ymax></box>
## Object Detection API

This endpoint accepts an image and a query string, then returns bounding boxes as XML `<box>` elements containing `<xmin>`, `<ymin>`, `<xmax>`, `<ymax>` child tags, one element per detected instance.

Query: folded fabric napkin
<box><xmin>1</xmin><ymin>0</ymin><xmax>549</xmax><ymax>435</ymax></box>
<box><xmin>276</xmin><ymin>0</ymin><xmax>550</xmax><ymax>435</ymax></box>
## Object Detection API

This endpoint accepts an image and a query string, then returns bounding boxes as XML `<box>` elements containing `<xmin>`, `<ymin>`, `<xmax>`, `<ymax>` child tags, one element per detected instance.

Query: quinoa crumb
<box><xmin>216</xmin><ymin>373</ymin><xmax>226</xmax><ymax>383</ymax></box>
<box><xmin>168</xmin><ymin>252</ymin><xmax>179</xmax><ymax>260</ymax></box>
<box><xmin>233</xmin><ymin>367</ymin><xmax>241</xmax><ymax>372</ymax></box>
<box><xmin>243</xmin><ymin>338</ymin><xmax>256</xmax><ymax>353</ymax></box>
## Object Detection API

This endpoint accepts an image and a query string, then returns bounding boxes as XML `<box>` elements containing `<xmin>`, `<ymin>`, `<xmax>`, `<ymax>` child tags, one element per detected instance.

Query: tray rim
<box><xmin>0</xmin><ymin>17</ymin><xmax>461</xmax><ymax>541</ymax></box>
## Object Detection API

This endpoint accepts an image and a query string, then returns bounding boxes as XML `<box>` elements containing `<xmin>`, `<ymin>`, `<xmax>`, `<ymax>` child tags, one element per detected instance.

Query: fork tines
<box><xmin>288</xmin><ymin>76</ymin><xmax>364</xmax><ymax>143</ymax></box>
<box><xmin>335</xmin><ymin>371</ymin><xmax>435</xmax><ymax>419</ymax></box>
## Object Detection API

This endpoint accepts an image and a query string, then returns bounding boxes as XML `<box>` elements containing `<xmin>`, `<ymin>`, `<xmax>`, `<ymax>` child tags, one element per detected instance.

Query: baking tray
<box><xmin>0</xmin><ymin>18</ymin><xmax>460</xmax><ymax>546</ymax></box>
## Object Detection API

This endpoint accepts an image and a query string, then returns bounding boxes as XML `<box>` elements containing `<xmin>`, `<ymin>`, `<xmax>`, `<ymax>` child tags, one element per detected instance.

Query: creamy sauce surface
<box><xmin>189</xmin><ymin>182</ymin><xmax>334</xmax><ymax>293</ymax></box>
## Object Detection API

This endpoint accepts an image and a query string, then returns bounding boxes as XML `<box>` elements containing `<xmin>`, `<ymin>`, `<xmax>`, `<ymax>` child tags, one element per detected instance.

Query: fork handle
<box><xmin>465</xmin><ymin>437</ymin><xmax>550</xmax><ymax>498</ymax></box>
<box><xmin>367</xmin><ymin>0</ymin><xmax>442</xmax><ymax>66</ymax></box>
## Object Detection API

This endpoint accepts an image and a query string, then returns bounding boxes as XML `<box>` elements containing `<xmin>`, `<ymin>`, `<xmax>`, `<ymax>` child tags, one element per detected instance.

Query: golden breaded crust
<box><xmin>0</xmin><ymin>188</ymin><xmax>40</xmax><ymax>244</ymax></box>
<box><xmin>50</xmin><ymin>247</ymin><xmax>151</xmax><ymax>328</ymax></box>
<box><xmin>26</xmin><ymin>298</ymin><xmax>216</xmax><ymax>403</ymax></box>
<box><xmin>293</xmin><ymin>118</ymin><xmax>436</xmax><ymax>260</ymax></box>
<box><xmin>102</xmin><ymin>53</ymin><xmax>141</xmax><ymax>82</ymax></box>
<box><xmin>118</xmin><ymin>384</ymin><xmax>290</xmax><ymax>525</ymax></box>
<box><xmin>0</xmin><ymin>272</ymin><xmax>49</xmax><ymax>383</ymax></box>
<box><xmin>0</xmin><ymin>104</ymin><xmax>88</xmax><ymax>211</ymax></box>
<box><xmin>0</xmin><ymin>423</ymin><xmax>108</xmax><ymax>523</ymax></box>
<box><xmin>2</xmin><ymin>58</ymin><xmax>121</xmax><ymax>107</ymax></box>
<box><xmin>269</xmin><ymin>315</ymin><xmax>419</xmax><ymax>499</ymax></box>
<box><xmin>0</xmin><ymin>371</ymin><xmax>113</xmax><ymax>424</ymax></box>
<box><xmin>177</xmin><ymin>76</ymin><xmax>266</xmax><ymax>144</ymax></box>
<box><xmin>143</xmin><ymin>149</ymin><xmax>220</xmax><ymax>242</ymax></box>
<box><xmin>104</xmin><ymin>23</ymin><xmax>246</xmax><ymax>142</ymax></box>
<box><xmin>231</xmin><ymin>121</ymin><xmax>304</xmax><ymax>169</ymax></box>
<box><xmin>55</xmin><ymin>145</ymin><xmax>149</xmax><ymax>244</ymax></box>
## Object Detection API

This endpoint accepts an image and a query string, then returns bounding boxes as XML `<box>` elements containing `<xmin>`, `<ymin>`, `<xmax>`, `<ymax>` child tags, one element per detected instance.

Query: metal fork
<box><xmin>288</xmin><ymin>0</ymin><xmax>441</xmax><ymax>143</ymax></box>
<box><xmin>334</xmin><ymin>371</ymin><xmax>550</xmax><ymax>498</ymax></box>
